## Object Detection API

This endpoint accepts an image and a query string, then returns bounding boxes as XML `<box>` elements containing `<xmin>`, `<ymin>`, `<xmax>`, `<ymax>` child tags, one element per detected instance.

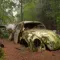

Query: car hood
<box><xmin>23</xmin><ymin>29</ymin><xmax>60</xmax><ymax>41</ymax></box>
<box><xmin>21</xmin><ymin>29</ymin><xmax>60</xmax><ymax>50</ymax></box>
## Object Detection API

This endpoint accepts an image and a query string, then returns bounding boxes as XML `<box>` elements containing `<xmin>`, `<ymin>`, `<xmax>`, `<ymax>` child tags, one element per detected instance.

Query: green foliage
<box><xmin>0</xmin><ymin>0</ymin><xmax>17</xmax><ymax>24</ymax></box>
<box><xmin>23</xmin><ymin>0</ymin><xmax>60</xmax><ymax>30</ymax></box>
<box><xmin>0</xmin><ymin>28</ymin><xmax>9</xmax><ymax>38</ymax></box>
<box><xmin>0</xmin><ymin>0</ymin><xmax>60</xmax><ymax>31</ymax></box>
<box><xmin>0</xmin><ymin>32</ymin><xmax>9</xmax><ymax>38</ymax></box>
<box><xmin>23</xmin><ymin>1</ymin><xmax>37</xmax><ymax>21</ymax></box>
<box><xmin>56</xmin><ymin>16</ymin><xmax>60</xmax><ymax>31</ymax></box>
<box><xmin>0</xmin><ymin>48</ymin><xmax>4</xmax><ymax>60</ymax></box>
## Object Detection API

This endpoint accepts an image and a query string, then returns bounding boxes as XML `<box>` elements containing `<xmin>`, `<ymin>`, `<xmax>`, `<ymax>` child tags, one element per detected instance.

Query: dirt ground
<box><xmin>0</xmin><ymin>38</ymin><xmax>60</xmax><ymax>60</ymax></box>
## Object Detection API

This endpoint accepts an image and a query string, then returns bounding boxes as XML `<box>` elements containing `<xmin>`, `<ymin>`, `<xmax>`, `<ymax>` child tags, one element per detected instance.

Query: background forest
<box><xmin>0</xmin><ymin>0</ymin><xmax>60</xmax><ymax>32</ymax></box>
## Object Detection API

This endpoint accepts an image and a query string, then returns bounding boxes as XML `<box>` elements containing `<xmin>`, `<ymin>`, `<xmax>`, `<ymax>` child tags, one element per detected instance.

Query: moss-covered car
<box><xmin>13</xmin><ymin>21</ymin><xmax>60</xmax><ymax>51</ymax></box>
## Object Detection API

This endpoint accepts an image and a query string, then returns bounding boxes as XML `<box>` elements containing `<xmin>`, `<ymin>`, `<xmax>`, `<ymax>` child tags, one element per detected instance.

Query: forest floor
<box><xmin>0</xmin><ymin>38</ymin><xmax>60</xmax><ymax>60</ymax></box>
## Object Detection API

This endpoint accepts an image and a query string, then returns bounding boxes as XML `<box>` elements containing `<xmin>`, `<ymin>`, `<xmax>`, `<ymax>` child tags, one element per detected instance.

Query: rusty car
<box><xmin>12</xmin><ymin>21</ymin><xmax>60</xmax><ymax>51</ymax></box>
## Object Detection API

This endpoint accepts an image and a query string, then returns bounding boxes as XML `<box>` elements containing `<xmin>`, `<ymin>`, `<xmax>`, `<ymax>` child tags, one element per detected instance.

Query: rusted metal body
<box><xmin>11</xmin><ymin>21</ymin><xmax>60</xmax><ymax>51</ymax></box>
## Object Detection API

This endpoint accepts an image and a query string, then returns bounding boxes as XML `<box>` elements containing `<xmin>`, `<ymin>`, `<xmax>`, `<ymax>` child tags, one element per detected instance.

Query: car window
<box><xmin>24</xmin><ymin>23</ymin><xmax>45</xmax><ymax>29</ymax></box>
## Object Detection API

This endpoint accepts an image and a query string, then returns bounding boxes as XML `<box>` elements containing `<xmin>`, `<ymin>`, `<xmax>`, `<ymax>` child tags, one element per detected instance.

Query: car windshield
<box><xmin>24</xmin><ymin>23</ymin><xmax>45</xmax><ymax>29</ymax></box>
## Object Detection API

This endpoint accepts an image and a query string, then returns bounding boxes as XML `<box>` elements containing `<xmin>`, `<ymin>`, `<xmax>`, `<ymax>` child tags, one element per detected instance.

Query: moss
<box><xmin>42</xmin><ymin>35</ymin><xmax>60</xmax><ymax>50</ymax></box>
<box><xmin>29</xmin><ymin>39</ymin><xmax>38</xmax><ymax>52</ymax></box>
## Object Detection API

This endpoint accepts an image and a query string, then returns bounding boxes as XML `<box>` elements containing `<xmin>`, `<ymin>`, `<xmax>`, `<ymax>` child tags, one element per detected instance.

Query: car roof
<box><xmin>18</xmin><ymin>21</ymin><xmax>43</xmax><ymax>24</ymax></box>
<box><xmin>16</xmin><ymin>21</ymin><xmax>46</xmax><ymax>28</ymax></box>
<box><xmin>23</xmin><ymin>21</ymin><xmax>40</xmax><ymax>23</ymax></box>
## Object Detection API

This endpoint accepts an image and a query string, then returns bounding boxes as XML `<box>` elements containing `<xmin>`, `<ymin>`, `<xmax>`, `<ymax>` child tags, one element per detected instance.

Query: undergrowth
<box><xmin>0</xmin><ymin>48</ymin><xmax>4</xmax><ymax>60</ymax></box>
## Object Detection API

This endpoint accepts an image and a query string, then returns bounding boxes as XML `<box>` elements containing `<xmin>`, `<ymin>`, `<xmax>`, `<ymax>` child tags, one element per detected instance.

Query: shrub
<box><xmin>0</xmin><ymin>48</ymin><xmax>4</xmax><ymax>60</ymax></box>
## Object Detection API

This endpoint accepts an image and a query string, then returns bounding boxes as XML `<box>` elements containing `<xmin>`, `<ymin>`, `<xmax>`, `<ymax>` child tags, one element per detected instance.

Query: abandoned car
<box><xmin>12</xmin><ymin>21</ymin><xmax>60</xmax><ymax>51</ymax></box>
